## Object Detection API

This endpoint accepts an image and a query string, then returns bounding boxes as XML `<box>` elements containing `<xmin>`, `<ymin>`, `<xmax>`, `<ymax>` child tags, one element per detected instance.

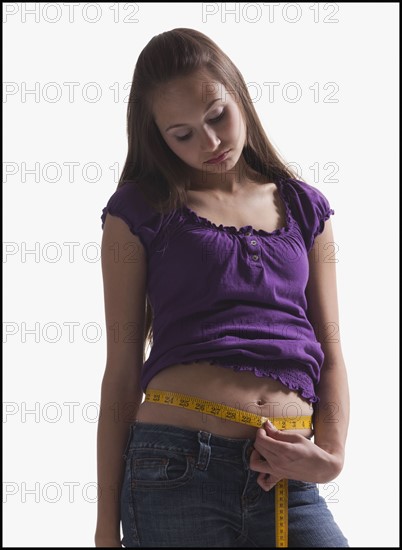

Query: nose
<box><xmin>199</xmin><ymin>125</ymin><xmax>221</xmax><ymax>152</ymax></box>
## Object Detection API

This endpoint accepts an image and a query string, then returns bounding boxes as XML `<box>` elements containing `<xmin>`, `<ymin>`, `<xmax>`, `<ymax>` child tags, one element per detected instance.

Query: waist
<box><xmin>136</xmin><ymin>361</ymin><xmax>315</xmax><ymax>439</ymax></box>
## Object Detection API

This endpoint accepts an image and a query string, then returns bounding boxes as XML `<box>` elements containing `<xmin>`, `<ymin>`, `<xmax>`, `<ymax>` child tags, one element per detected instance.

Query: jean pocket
<box><xmin>130</xmin><ymin>448</ymin><xmax>196</xmax><ymax>489</ymax></box>
<box><xmin>288</xmin><ymin>479</ymin><xmax>318</xmax><ymax>491</ymax></box>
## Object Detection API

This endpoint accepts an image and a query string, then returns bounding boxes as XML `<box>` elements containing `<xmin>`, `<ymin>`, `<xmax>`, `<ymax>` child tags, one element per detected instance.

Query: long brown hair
<box><xmin>116</xmin><ymin>27</ymin><xmax>301</xmax><ymax>361</ymax></box>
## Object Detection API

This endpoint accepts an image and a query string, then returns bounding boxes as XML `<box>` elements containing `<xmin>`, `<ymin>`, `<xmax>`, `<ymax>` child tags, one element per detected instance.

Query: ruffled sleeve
<box><xmin>100</xmin><ymin>182</ymin><xmax>163</xmax><ymax>252</ymax></box>
<box><xmin>282</xmin><ymin>178</ymin><xmax>335</xmax><ymax>253</ymax></box>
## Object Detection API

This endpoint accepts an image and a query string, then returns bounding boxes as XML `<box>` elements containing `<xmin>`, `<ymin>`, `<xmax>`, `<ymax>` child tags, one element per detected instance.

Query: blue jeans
<box><xmin>120</xmin><ymin>421</ymin><xmax>349</xmax><ymax>547</ymax></box>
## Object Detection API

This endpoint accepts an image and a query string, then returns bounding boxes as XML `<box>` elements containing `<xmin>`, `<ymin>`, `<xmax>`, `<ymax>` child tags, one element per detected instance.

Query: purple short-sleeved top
<box><xmin>101</xmin><ymin>177</ymin><xmax>335</xmax><ymax>404</ymax></box>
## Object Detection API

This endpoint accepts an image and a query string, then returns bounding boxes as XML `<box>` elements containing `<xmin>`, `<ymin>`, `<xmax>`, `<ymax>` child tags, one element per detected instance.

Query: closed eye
<box><xmin>209</xmin><ymin>110</ymin><xmax>225</xmax><ymax>124</ymax></box>
<box><xmin>175</xmin><ymin>110</ymin><xmax>225</xmax><ymax>142</ymax></box>
<box><xmin>175</xmin><ymin>134</ymin><xmax>192</xmax><ymax>142</ymax></box>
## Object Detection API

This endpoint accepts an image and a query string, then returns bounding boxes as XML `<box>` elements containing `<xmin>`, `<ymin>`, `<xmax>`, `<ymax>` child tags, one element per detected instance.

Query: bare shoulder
<box><xmin>101</xmin><ymin>213</ymin><xmax>147</xmax><ymax>375</ymax></box>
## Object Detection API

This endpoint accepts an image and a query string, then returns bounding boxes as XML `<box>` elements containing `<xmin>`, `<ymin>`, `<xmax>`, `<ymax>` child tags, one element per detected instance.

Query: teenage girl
<box><xmin>95</xmin><ymin>28</ymin><xmax>350</xmax><ymax>548</ymax></box>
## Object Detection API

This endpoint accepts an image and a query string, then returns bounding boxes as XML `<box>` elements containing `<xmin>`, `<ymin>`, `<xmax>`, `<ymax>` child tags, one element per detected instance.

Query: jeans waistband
<box><xmin>126</xmin><ymin>420</ymin><xmax>256</xmax><ymax>471</ymax></box>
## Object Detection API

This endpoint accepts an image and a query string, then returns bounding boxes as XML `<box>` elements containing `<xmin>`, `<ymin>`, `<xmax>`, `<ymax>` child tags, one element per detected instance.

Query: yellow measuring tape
<box><xmin>145</xmin><ymin>388</ymin><xmax>313</xmax><ymax>548</ymax></box>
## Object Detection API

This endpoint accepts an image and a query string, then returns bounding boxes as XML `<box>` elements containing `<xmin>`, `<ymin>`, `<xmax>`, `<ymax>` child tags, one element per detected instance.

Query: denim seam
<box><xmin>196</xmin><ymin>430</ymin><xmax>212</xmax><ymax>470</ymax></box>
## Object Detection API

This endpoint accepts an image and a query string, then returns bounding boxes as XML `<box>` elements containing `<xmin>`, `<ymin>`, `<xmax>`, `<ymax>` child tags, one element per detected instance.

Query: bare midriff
<box><xmin>136</xmin><ymin>361</ymin><xmax>315</xmax><ymax>440</ymax></box>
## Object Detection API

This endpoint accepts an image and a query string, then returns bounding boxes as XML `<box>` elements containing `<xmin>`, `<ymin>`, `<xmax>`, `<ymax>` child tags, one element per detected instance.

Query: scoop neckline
<box><xmin>180</xmin><ymin>178</ymin><xmax>294</xmax><ymax>237</ymax></box>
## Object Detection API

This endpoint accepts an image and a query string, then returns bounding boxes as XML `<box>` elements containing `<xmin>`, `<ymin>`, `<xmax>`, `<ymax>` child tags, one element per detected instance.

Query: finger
<box><xmin>263</xmin><ymin>420</ymin><xmax>304</xmax><ymax>442</ymax></box>
<box><xmin>255</xmin><ymin>423</ymin><xmax>300</xmax><ymax>453</ymax></box>
<box><xmin>253</xmin><ymin>431</ymin><xmax>284</xmax><ymax>459</ymax></box>
<box><xmin>257</xmin><ymin>472</ymin><xmax>282</xmax><ymax>492</ymax></box>
<box><xmin>249</xmin><ymin>449</ymin><xmax>273</xmax><ymax>473</ymax></box>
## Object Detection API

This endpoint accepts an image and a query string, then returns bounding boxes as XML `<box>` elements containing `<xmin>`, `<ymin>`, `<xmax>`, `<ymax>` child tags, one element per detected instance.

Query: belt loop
<box><xmin>196</xmin><ymin>430</ymin><xmax>212</xmax><ymax>470</ymax></box>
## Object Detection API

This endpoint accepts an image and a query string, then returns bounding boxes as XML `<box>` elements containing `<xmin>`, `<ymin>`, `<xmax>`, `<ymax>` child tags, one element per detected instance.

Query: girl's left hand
<box><xmin>249</xmin><ymin>420</ymin><xmax>343</xmax><ymax>492</ymax></box>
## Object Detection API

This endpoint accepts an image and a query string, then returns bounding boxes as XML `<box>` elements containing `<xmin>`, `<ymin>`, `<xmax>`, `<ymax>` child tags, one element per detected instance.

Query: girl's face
<box><xmin>152</xmin><ymin>70</ymin><xmax>247</xmax><ymax>180</ymax></box>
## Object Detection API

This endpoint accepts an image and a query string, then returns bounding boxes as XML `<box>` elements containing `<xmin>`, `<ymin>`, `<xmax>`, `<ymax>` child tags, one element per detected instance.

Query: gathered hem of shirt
<box><xmin>176</xmin><ymin>357</ymin><xmax>320</xmax><ymax>404</ymax></box>
<box><xmin>314</xmin><ymin>208</ymin><xmax>335</xmax><ymax>239</ymax></box>
<box><xmin>179</xmin><ymin>179</ymin><xmax>295</xmax><ymax>237</ymax></box>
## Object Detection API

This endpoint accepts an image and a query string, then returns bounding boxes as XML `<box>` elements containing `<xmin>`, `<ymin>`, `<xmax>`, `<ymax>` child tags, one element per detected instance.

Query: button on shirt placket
<box><xmin>244</xmin><ymin>230</ymin><xmax>262</xmax><ymax>268</ymax></box>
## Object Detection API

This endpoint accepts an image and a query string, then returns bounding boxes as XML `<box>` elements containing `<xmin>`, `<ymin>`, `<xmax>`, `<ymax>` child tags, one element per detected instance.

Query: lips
<box><xmin>205</xmin><ymin>149</ymin><xmax>230</xmax><ymax>163</ymax></box>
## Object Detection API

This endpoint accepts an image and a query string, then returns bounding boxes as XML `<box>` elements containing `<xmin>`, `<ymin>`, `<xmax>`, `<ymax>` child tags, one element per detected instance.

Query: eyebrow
<box><xmin>165</xmin><ymin>98</ymin><xmax>222</xmax><ymax>132</ymax></box>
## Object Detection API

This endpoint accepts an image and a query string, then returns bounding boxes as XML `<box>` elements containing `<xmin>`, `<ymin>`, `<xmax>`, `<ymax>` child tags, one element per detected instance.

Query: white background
<box><xmin>3</xmin><ymin>2</ymin><xmax>399</xmax><ymax>547</ymax></box>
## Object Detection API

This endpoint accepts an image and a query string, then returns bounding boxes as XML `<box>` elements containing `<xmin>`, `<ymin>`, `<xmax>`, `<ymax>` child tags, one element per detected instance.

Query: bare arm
<box><xmin>305</xmin><ymin>218</ymin><xmax>350</xmax><ymax>472</ymax></box>
<box><xmin>95</xmin><ymin>213</ymin><xmax>147</xmax><ymax>547</ymax></box>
